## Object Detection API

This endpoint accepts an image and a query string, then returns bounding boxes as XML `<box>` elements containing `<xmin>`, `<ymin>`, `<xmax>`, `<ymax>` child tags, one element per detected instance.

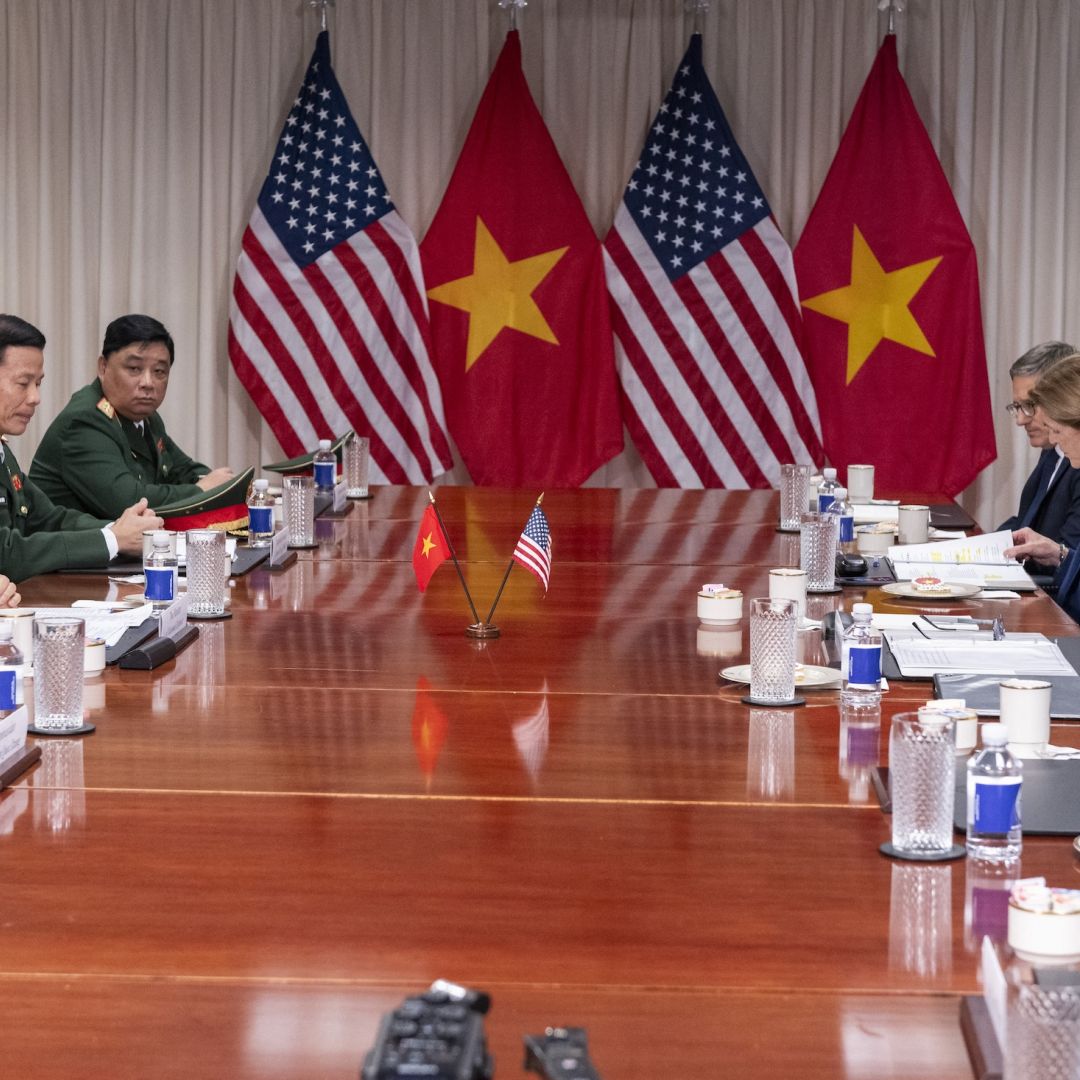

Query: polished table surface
<box><xmin>3</xmin><ymin>487</ymin><xmax>1079</xmax><ymax>1078</ymax></box>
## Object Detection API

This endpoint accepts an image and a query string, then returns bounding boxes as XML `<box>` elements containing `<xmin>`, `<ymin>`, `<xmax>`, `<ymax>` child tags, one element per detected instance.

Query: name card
<box><xmin>333</xmin><ymin>481</ymin><xmax>347</xmax><ymax>513</ymax></box>
<box><xmin>270</xmin><ymin>525</ymin><xmax>291</xmax><ymax>567</ymax></box>
<box><xmin>159</xmin><ymin>594</ymin><xmax>189</xmax><ymax>643</ymax></box>
<box><xmin>0</xmin><ymin>704</ymin><xmax>28</xmax><ymax>763</ymax></box>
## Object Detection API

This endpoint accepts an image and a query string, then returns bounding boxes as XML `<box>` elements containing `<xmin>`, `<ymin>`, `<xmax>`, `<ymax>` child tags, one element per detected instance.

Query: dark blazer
<box><xmin>29</xmin><ymin>378</ymin><xmax>208</xmax><ymax>518</ymax></box>
<box><xmin>1000</xmin><ymin>448</ymin><xmax>1080</xmax><ymax>574</ymax></box>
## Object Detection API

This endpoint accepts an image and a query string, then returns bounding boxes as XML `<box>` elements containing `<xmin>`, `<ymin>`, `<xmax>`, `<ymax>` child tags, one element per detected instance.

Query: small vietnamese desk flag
<box><xmin>412</xmin><ymin>504</ymin><xmax>450</xmax><ymax>592</ymax></box>
<box><xmin>794</xmin><ymin>34</ymin><xmax>995</xmax><ymax>496</ymax></box>
<box><xmin>420</xmin><ymin>31</ymin><xmax>623</xmax><ymax>487</ymax></box>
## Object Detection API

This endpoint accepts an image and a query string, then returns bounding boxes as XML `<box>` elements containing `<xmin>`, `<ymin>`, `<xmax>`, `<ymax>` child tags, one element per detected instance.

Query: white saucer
<box><xmin>881</xmin><ymin>582</ymin><xmax>981</xmax><ymax>600</ymax></box>
<box><xmin>720</xmin><ymin>664</ymin><xmax>841</xmax><ymax>689</ymax></box>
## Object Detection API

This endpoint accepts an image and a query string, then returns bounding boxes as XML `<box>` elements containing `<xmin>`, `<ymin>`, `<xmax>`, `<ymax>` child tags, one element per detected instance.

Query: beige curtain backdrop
<box><xmin>2</xmin><ymin>0</ymin><xmax>1079</xmax><ymax>529</ymax></box>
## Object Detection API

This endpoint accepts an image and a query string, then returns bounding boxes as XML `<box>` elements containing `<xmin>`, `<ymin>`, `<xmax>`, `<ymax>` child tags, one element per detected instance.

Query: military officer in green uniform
<box><xmin>0</xmin><ymin>315</ymin><xmax>162</xmax><ymax>581</ymax></box>
<box><xmin>29</xmin><ymin>314</ymin><xmax>234</xmax><ymax>519</ymax></box>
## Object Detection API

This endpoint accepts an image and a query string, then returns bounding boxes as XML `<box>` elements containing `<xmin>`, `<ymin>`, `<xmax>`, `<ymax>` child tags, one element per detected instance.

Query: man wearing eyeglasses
<box><xmin>999</xmin><ymin>340</ymin><xmax>1080</xmax><ymax>577</ymax></box>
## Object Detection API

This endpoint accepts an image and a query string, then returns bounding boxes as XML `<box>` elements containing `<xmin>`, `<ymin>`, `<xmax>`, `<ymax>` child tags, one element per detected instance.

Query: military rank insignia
<box><xmin>11</xmin><ymin>475</ymin><xmax>22</xmax><ymax>491</ymax></box>
<box><xmin>96</xmin><ymin>397</ymin><xmax>116</xmax><ymax>419</ymax></box>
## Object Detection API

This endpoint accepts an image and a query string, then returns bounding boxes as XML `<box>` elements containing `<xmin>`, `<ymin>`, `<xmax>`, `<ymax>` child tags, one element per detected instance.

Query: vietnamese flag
<box><xmin>412</xmin><ymin>503</ymin><xmax>450</xmax><ymax>592</ymax></box>
<box><xmin>794</xmin><ymin>34</ymin><xmax>995</xmax><ymax>496</ymax></box>
<box><xmin>421</xmin><ymin>31</ymin><xmax>623</xmax><ymax>487</ymax></box>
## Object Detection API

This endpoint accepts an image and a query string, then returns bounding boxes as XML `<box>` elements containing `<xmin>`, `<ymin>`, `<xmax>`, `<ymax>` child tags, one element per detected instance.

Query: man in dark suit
<box><xmin>29</xmin><ymin>314</ymin><xmax>234</xmax><ymax>519</ymax></box>
<box><xmin>999</xmin><ymin>341</ymin><xmax>1080</xmax><ymax>576</ymax></box>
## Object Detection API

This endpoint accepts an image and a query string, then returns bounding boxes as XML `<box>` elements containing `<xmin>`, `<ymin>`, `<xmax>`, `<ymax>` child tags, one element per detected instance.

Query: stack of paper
<box><xmin>887</xmin><ymin>530</ymin><xmax>1036</xmax><ymax>590</ymax></box>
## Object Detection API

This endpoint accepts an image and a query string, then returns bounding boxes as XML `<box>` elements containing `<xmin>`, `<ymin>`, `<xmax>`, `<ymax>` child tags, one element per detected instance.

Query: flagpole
<box><xmin>427</xmin><ymin>491</ymin><xmax>492</xmax><ymax>636</ymax></box>
<box><xmin>484</xmin><ymin>492</ymin><xmax>544</xmax><ymax>626</ymax></box>
<box><xmin>498</xmin><ymin>0</ymin><xmax>526</xmax><ymax>32</ymax></box>
<box><xmin>308</xmin><ymin>0</ymin><xmax>335</xmax><ymax>31</ymax></box>
<box><xmin>877</xmin><ymin>0</ymin><xmax>903</xmax><ymax>35</ymax></box>
<box><xmin>685</xmin><ymin>0</ymin><xmax>710</xmax><ymax>36</ymax></box>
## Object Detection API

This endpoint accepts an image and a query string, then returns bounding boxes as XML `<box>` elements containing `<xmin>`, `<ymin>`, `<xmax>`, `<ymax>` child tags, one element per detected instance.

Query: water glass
<box><xmin>800</xmin><ymin>511</ymin><xmax>838</xmax><ymax>590</ymax></box>
<box><xmin>185</xmin><ymin>529</ymin><xmax>228</xmax><ymax>616</ymax></box>
<box><xmin>779</xmin><ymin>464</ymin><xmax>810</xmax><ymax>530</ymax></box>
<box><xmin>889</xmin><ymin>711</ymin><xmax>957</xmax><ymax>856</ymax></box>
<box><xmin>749</xmin><ymin>597</ymin><xmax>797</xmax><ymax>703</ymax></box>
<box><xmin>1006</xmin><ymin>981</ymin><xmax>1080</xmax><ymax>1080</ymax></box>
<box><xmin>33</xmin><ymin>617</ymin><xmax>85</xmax><ymax>731</ymax></box>
<box><xmin>345</xmin><ymin>435</ymin><xmax>370</xmax><ymax>498</ymax></box>
<box><xmin>283</xmin><ymin>475</ymin><xmax>315</xmax><ymax>546</ymax></box>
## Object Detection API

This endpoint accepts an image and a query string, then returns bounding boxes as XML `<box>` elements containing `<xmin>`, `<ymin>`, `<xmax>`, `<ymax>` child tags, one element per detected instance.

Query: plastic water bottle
<box><xmin>817</xmin><ymin>467</ymin><xmax>839</xmax><ymax>512</ymax></box>
<box><xmin>830</xmin><ymin>486</ymin><xmax>856</xmax><ymax>552</ymax></box>
<box><xmin>313</xmin><ymin>439</ymin><xmax>336</xmax><ymax>492</ymax></box>
<box><xmin>966</xmin><ymin>723</ymin><xmax>1022</xmax><ymax>861</ymax></box>
<box><xmin>840</xmin><ymin>602</ymin><xmax>882</xmax><ymax>709</ymax></box>
<box><xmin>144</xmin><ymin>531</ymin><xmax>177</xmax><ymax>613</ymax></box>
<box><xmin>0</xmin><ymin>622</ymin><xmax>24</xmax><ymax>711</ymax></box>
<box><xmin>247</xmin><ymin>478</ymin><xmax>275</xmax><ymax>548</ymax></box>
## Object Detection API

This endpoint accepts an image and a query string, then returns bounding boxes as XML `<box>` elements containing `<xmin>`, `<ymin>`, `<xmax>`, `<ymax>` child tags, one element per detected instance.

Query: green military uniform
<box><xmin>0</xmin><ymin>443</ymin><xmax>110</xmax><ymax>582</ymax></box>
<box><xmin>29</xmin><ymin>377</ymin><xmax>209</xmax><ymax>519</ymax></box>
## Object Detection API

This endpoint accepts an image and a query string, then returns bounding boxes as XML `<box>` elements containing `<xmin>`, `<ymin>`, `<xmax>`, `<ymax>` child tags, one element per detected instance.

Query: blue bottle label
<box><xmin>973</xmin><ymin>779</ymin><xmax>1021</xmax><ymax>834</ymax></box>
<box><xmin>248</xmin><ymin>506</ymin><xmax>273</xmax><ymax>534</ymax></box>
<box><xmin>818</xmin><ymin>494</ymin><xmax>835</xmax><ymax>513</ymax></box>
<box><xmin>848</xmin><ymin>644</ymin><xmax>881</xmax><ymax>684</ymax></box>
<box><xmin>839</xmin><ymin>514</ymin><xmax>854</xmax><ymax>542</ymax></box>
<box><xmin>314</xmin><ymin>461</ymin><xmax>335</xmax><ymax>487</ymax></box>
<box><xmin>0</xmin><ymin>669</ymin><xmax>15</xmax><ymax>710</ymax></box>
<box><xmin>145</xmin><ymin>566</ymin><xmax>175</xmax><ymax>602</ymax></box>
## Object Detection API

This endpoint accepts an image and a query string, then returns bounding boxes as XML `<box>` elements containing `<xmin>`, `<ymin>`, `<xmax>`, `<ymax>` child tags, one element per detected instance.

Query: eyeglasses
<box><xmin>1005</xmin><ymin>400</ymin><xmax>1037</xmax><ymax>418</ymax></box>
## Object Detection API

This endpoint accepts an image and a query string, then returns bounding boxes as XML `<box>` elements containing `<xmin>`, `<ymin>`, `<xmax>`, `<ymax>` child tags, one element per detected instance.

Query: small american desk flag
<box><xmin>603</xmin><ymin>34</ymin><xmax>822</xmax><ymax>488</ymax></box>
<box><xmin>513</xmin><ymin>506</ymin><xmax>552</xmax><ymax>593</ymax></box>
<box><xmin>228</xmin><ymin>31</ymin><xmax>452</xmax><ymax>485</ymax></box>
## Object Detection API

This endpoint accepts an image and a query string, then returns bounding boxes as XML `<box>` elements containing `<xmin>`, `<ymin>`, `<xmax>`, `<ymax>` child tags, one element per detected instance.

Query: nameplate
<box><xmin>270</xmin><ymin>526</ymin><xmax>291</xmax><ymax>568</ymax></box>
<box><xmin>159</xmin><ymin>594</ymin><xmax>189</xmax><ymax>642</ymax></box>
<box><xmin>333</xmin><ymin>481</ymin><xmax>347</xmax><ymax>513</ymax></box>
<box><xmin>0</xmin><ymin>704</ymin><xmax>28</xmax><ymax>762</ymax></box>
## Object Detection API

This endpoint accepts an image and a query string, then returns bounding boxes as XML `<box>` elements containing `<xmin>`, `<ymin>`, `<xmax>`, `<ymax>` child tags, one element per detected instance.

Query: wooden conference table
<box><xmin>2</xmin><ymin>486</ymin><xmax>1079</xmax><ymax>1079</ymax></box>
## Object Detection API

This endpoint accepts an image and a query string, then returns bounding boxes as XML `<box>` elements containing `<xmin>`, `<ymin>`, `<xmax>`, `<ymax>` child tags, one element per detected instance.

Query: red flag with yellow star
<box><xmin>420</xmin><ymin>31</ymin><xmax>623</xmax><ymax>487</ymax></box>
<box><xmin>412</xmin><ymin>504</ymin><xmax>450</xmax><ymax>592</ymax></box>
<box><xmin>794</xmin><ymin>34</ymin><xmax>994</xmax><ymax>495</ymax></box>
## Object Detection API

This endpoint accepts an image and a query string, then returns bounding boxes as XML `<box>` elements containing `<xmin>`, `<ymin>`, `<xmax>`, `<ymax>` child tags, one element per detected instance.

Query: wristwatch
<box><xmin>1060</xmin><ymin>543</ymin><xmax>1069</xmax><ymax>564</ymax></box>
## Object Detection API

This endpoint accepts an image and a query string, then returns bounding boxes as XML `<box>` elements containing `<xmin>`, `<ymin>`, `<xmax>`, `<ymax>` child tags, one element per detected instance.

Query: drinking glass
<box><xmin>749</xmin><ymin>597</ymin><xmax>797</xmax><ymax>703</ymax></box>
<box><xmin>345</xmin><ymin>435</ymin><xmax>370</xmax><ymax>498</ymax></box>
<box><xmin>185</xmin><ymin>529</ymin><xmax>228</xmax><ymax>616</ymax></box>
<box><xmin>283</xmin><ymin>475</ymin><xmax>315</xmax><ymax>546</ymax></box>
<box><xmin>800</xmin><ymin>511</ymin><xmax>838</xmax><ymax>590</ymax></box>
<box><xmin>1006</xmin><ymin>981</ymin><xmax>1080</xmax><ymax>1080</ymax></box>
<box><xmin>779</xmin><ymin>464</ymin><xmax>810</xmax><ymax>530</ymax></box>
<box><xmin>889</xmin><ymin>711</ymin><xmax>957</xmax><ymax>856</ymax></box>
<box><xmin>33</xmin><ymin>617</ymin><xmax>85</xmax><ymax>731</ymax></box>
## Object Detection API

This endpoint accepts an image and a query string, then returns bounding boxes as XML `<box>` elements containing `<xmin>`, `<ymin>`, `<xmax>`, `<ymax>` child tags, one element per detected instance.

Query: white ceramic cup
<box><xmin>0</xmin><ymin>608</ymin><xmax>35</xmax><ymax>662</ymax></box>
<box><xmin>697</xmin><ymin>587</ymin><xmax>743</xmax><ymax>624</ymax></box>
<box><xmin>847</xmin><ymin>464</ymin><xmax>874</xmax><ymax>503</ymax></box>
<box><xmin>768</xmin><ymin>567</ymin><xmax>807</xmax><ymax>622</ymax></box>
<box><xmin>998</xmin><ymin>679</ymin><xmax>1052</xmax><ymax>757</ymax></box>
<box><xmin>897</xmin><ymin>505</ymin><xmax>930</xmax><ymax>545</ymax></box>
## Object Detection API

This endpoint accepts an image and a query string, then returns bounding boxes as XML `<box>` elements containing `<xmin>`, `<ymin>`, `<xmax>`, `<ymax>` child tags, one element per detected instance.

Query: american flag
<box><xmin>603</xmin><ymin>35</ymin><xmax>822</xmax><ymax>489</ymax></box>
<box><xmin>228</xmin><ymin>31</ymin><xmax>453</xmax><ymax>484</ymax></box>
<box><xmin>512</xmin><ymin>505</ymin><xmax>552</xmax><ymax>593</ymax></box>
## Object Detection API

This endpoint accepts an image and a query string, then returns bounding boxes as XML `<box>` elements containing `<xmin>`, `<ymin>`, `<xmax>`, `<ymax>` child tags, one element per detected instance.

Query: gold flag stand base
<box><xmin>465</xmin><ymin>622</ymin><xmax>501</xmax><ymax>640</ymax></box>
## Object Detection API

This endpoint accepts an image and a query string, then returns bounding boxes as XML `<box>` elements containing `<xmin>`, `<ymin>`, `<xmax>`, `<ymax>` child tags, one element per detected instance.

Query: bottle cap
<box><xmin>823</xmin><ymin>467</ymin><xmax>837</xmax><ymax>479</ymax></box>
<box><xmin>852</xmin><ymin>602</ymin><xmax>873</xmax><ymax>616</ymax></box>
<box><xmin>835</xmin><ymin>487</ymin><xmax>847</xmax><ymax>499</ymax></box>
<box><xmin>318</xmin><ymin>439</ymin><xmax>331</xmax><ymax>451</ymax></box>
<box><xmin>982</xmin><ymin>723</ymin><xmax>1009</xmax><ymax>746</ymax></box>
<box><xmin>153</xmin><ymin>530</ymin><xmax>170</xmax><ymax>547</ymax></box>
<box><xmin>254</xmin><ymin>478</ymin><xmax>269</xmax><ymax>491</ymax></box>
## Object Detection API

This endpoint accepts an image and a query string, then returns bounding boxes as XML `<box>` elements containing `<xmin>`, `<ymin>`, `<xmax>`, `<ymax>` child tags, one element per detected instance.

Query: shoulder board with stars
<box><xmin>96</xmin><ymin>397</ymin><xmax>116</xmax><ymax>419</ymax></box>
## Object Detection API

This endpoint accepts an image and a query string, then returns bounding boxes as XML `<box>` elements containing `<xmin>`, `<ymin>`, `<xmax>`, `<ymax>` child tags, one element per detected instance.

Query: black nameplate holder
<box><xmin>118</xmin><ymin>625</ymin><xmax>200</xmax><ymax>670</ymax></box>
